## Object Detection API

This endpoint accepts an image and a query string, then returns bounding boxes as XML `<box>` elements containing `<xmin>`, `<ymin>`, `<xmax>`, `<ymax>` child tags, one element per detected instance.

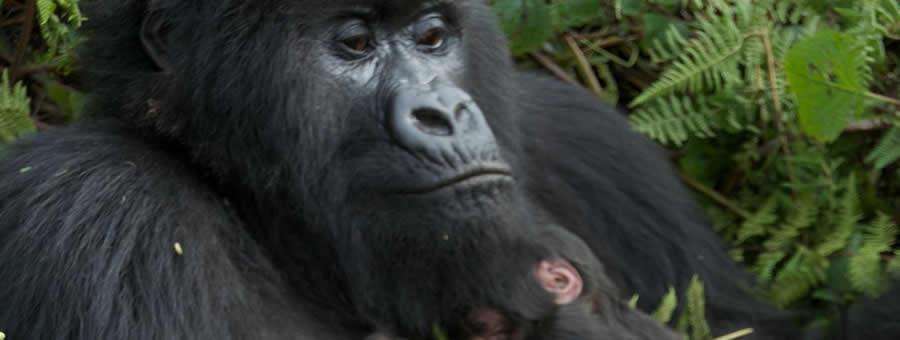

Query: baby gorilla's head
<box><xmin>465</xmin><ymin>256</ymin><xmax>589</xmax><ymax>340</ymax></box>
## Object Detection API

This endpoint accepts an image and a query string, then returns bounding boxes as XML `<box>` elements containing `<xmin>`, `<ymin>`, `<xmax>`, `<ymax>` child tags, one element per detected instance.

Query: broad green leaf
<box><xmin>785</xmin><ymin>30</ymin><xmax>868</xmax><ymax>143</ymax></box>
<box><xmin>618</xmin><ymin>0</ymin><xmax>646</xmax><ymax>18</ymax></box>
<box><xmin>45</xmin><ymin>82</ymin><xmax>87</xmax><ymax>121</ymax></box>
<box><xmin>490</xmin><ymin>0</ymin><xmax>554</xmax><ymax>55</ymax></box>
<box><xmin>550</xmin><ymin>0</ymin><xmax>605</xmax><ymax>29</ymax></box>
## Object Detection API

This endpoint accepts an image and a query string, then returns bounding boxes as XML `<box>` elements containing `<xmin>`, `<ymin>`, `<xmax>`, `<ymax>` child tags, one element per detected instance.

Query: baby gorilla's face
<box><xmin>466</xmin><ymin>258</ymin><xmax>584</xmax><ymax>340</ymax></box>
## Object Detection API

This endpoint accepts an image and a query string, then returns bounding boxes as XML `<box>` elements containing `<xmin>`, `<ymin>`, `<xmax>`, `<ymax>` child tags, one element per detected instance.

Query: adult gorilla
<box><xmin>0</xmin><ymin>0</ymin><xmax>821</xmax><ymax>339</ymax></box>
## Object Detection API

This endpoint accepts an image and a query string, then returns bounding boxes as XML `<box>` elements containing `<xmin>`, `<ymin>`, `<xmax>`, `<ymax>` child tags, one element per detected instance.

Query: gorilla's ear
<box><xmin>140</xmin><ymin>10</ymin><xmax>171</xmax><ymax>72</ymax></box>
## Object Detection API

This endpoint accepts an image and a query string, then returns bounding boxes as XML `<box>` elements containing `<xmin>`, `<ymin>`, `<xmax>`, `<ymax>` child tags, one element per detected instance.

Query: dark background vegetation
<box><xmin>0</xmin><ymin>0</ymin><xmax>898</xmax><ymax>338</ymax></box>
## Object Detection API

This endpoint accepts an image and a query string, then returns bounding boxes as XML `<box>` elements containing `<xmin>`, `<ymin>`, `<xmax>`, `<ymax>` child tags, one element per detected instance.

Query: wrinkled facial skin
<box><xmin>274</xmin><ymin>2</ymin><xmax>542</xmax><ymax>337</ymax></box>
<box><xmin>151</xmin><ymin>0</ymin><xmax>539</xmax><ymax>338</ymax></box>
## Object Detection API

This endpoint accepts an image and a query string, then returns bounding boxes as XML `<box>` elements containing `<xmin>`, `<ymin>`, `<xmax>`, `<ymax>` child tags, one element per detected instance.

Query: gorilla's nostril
<box><xmin>412</xmin><ymin>108</ymin><xmax>454</xmax><ymax>136</ymax></box>
<box><xmin>454</xmin><ymin>102</ymin><xmax>467</xmax><ymax>121</ymax></box>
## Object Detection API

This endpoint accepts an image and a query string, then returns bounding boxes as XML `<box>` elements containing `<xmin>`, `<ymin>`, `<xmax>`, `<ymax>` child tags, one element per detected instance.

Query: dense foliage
<box><xmin>1</xmin><ymin>0</ymin><xmax>899</xmax><ymax>338</ymax></box>
<box><xmin>488</xmin><ymin>0</ymin><xmax>900</xmax><ymax>334</ymax></box>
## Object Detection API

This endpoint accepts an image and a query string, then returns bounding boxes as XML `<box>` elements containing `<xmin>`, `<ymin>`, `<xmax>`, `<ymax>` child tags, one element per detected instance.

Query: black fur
<box><xmin>1</xmin><ymin>1</ymin><xmax>890</xmax><ymax>339</ymax></box>
<box><xmin>846</xmin><ymin>282</ymin><xmax>900</xmax><ymax>340</ymax></box>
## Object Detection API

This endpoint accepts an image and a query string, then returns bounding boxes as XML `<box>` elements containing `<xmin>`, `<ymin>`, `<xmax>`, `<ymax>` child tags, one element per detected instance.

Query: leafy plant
<box><xmin>0</xmin><ymin>70</ymin><xmax>34</xmax><ymax>143</ymax></box>
<box><xmin>1</xmin><ymin>0</ymin><xmax>898</xmax><ymax>338</ymax></box>
<box><xmin>492</xmin><ymin>0</ymin><xmax>900</xmax><ymax>336</ymax></box>
<box><xmin>0</xmin><ymin>0</ymin><xmax>86</xmax><ymax>151</ymax></box>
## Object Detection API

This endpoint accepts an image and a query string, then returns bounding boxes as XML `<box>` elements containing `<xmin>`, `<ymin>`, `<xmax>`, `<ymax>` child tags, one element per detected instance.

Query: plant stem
<box><xmin>679</xmin><ymin>172</ymin><xmax>753</xmax><ymax>220</ymax></box>
<box><xmin>13</xmin><ymin>0</ymin><xmax>37</xmax><ymax>81</ymax></box>
<box><xmin>529</xmin><ymin>50</ymin><xmax>580</xmax><ymax>87</ymax></box>
<box><xmin>761</xmin><ymin>29</ymin><xmax>795</xmax><ymax>184</ymax></box>
<box><xmin>713</xmin><ymin>328</ymin><xmax>754</xmax><ymax>340</ymax></box>
<box><xmin>866</xmin><ymin>91</ymin><xmax>900</xmax><ymax>106</ymax></box>
<box><xmin>565</xmin><ymin>34</ymin><xmax>605</xmax><ymax>98</ymax></box>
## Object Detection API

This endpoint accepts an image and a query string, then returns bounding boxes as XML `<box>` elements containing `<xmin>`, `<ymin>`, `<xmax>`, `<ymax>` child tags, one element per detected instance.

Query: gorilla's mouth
<box><xmin>404</xmin><ymin>165</ymin><xmax>514</xmax><ymax>195</ymax></box>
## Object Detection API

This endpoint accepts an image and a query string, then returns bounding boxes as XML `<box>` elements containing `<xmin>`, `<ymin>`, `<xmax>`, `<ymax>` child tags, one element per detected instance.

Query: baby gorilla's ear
<box><xmin>535</xmin><ymin>259</ymin><xmax>583</xmax><ymax>305</ymax></box>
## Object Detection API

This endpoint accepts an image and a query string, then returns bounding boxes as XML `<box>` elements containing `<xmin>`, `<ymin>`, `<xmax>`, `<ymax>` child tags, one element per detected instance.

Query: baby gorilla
<box><xmin>368</xmin><ymin>226</ymin><xmax>680</xmax><ymax>340</ymax></box>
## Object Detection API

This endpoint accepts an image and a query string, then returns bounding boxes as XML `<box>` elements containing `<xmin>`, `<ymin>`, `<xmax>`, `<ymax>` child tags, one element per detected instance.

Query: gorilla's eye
<box><xmin>415</xmin><ymin>15</ymin><xmax>451</xmax><ymax>52</ymax></box>
<box><xmin>336</xmin><ymin>20</ymin><xmax>374</xmax><ymax>56</ymax></box>
<box><xmin>417</xmin><ymin>28</ymin><xmax>444</xmax><ymax>49</ymax></box>
<box><xmin>342</xmin><ymin>36</ymin><xmax>371</xmax><ymax>53</ymax></box>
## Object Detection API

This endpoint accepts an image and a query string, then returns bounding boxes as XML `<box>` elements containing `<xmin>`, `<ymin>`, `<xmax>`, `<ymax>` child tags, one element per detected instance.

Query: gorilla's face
<box><xmin>262</xmin><ymin>1</ymin><xmax>527</xmax><ymax>240</ymax></box>
<box><xmin>268</xmin><ymin>1</ymin><xmax>533</xmax><ymax>331</ymax></box>
<box><xmin>146</xmin><ymin>1</ymin><xmax>530</xmax><ymax>333</ymax></box>
<box><xmin>312</xmin><ymin>2</ymin><xmax>516</xmax><ymax>210</ymax></box>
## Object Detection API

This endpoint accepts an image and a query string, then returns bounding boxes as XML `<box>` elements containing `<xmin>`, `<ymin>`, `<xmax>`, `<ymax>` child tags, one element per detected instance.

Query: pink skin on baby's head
<box><xmin>534</xmin><ymin>258</ymin><xmax>583</xmax><ymax>305</ymax></box>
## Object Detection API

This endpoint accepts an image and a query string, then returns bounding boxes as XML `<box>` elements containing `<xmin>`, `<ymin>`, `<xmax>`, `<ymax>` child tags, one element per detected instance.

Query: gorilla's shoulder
<box><xmin>0</xmin><ymin>123</ymin><xmax>264</xmax><ymax>340</ymax></box>
<box><xmin>0</xmin><ymin>121</ymin><xmax>227</xmax><ymax>235</ymax></box>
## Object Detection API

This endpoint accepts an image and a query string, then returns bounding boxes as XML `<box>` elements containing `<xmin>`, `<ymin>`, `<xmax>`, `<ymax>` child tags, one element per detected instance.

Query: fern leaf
<box><xmin>36</xmin><ymin>0</ymin><xmax>57</xmax><ymax>26</ymax></box>
<box><xmin>629</xmin><ymin>96</ymin><xmax>720</xmax><ymax>146</ymax></box>
<box><xmin>686</xmin><ymin>275</ymin><xmax>711</xmax><ymax>340</ymax></box>
<box><xmin>849</xmin><ymin>212</ymin><xmax>898</xmax><ymax>296</ymax></box>
<box><xmin>770</xmin><ymin>248</ymin><xmax>828</xmax><ymax>307</ymax></box>
<box><xmin>875</xmin><ymin>0</ymin><xmax>900</xmax><ymax>39</ymax></box>
<box><xmin>753</xmin><ymin>251</ymin><xmax>787</xmax><ymax>284</ymax></box>
<box><xmin>735</xmin><ymin>194</ymin><xmax>779</xmax><ymax>244</ymax></box>
<box><xmin>764</xmin><ymin>195</ymin><xmax>817</xmax><ymax>251</ymax></box>
<box><xmin>0</xmin><ymin>71</ymin><xmax>35</xmax><ymax>144</ymax></box>
<box><xmin>888</xmin><ymin>251</ymin><xmax>900</xmax><ymax>278</ymax></box>
<box><xmin>651</xmin><ymin>287</ymin><xmax>678</xmax><ymax>324</ymax></box>
<box><xmin>866</xmin><ymin>127</ymin><xmax>900</xmax><ymax>171</ymax></box>
<box><xmin>817</xmin><ymin>175</ymin><xmax>861</xmax><ymax>256</ymax></box>
<box><xmin>631</xmin><ymin>6</ymin><xmax>747</xmax><ymax>106</ymax></box>
<box><xmin>628</xmin><ymin>294</ymin><xmax>640</xmax><ymax>309</ymax></box>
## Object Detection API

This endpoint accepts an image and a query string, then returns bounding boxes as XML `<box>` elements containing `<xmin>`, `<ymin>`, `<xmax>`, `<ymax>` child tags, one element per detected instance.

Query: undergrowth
<box><xmin>1</xmin><ymin>0</ymin><xmax>899</xmax><ymax>339</ymax></box>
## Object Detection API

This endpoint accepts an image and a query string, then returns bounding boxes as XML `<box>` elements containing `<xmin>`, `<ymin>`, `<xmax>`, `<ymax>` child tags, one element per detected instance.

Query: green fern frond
<box><xmin>764</xmin><ymin>195</ymin><xmax>817</xmax><ymax>251</ymax></box>
<box><xmin>36</xmin><ymin>0</ymin><xmax>58</xmax><ymax>26</ymax></box>
<box><xmin>849</xmin><ymin>212</ymin><xmax>898</xmax><ymax>296</ymax></box>
<box><xmin>817</xmin><ymin>175</ymin><xmax>861</xmax><ymax>256</ymax></box>
<box><xmin>651</xmin><ymin>287</ymin><xmax>679</xmax><ymax>324</ymax></box>
<box><xmin>887</xmin><ymin>251</ymin><xmax>900</xmax><ymax>278</ymax></box>
<box><xmin>866</xmin><ymin>127</ymin><xmax>900</xmax><ymax>171</ymax></box>
<box><xmin>874</xmin><ymin>0</ymin><xmax>900</xmax><ymax>39</ymax></box>
<box><xmin>679</xmin><ymin>275</ymin><xmax>711</xmax><ymax>340</ymax></box>
<box><xmin>629</xmin><ymin>96</ymin><xmax>720</xmax><ymax>146</ymax></box>
<box><xmin>649</xmin><ymin>26</ymin><xmax>690</xmax><ymax>64</ymax></box>
<box><xmin>35</xmin><ymin>0</ymin><xmax>85</xmax><ymax>54</ymax></box>
<box><xmin>769</xmin><ymin>248</ymin><xmax>828</xmax><ymax>307</ymax></box>
<box><xmin>0</xmin><ymin>71</ymin><xmax>35</xmax><ymax>144</ymax></box>
<box><xmin>771</xmin><ymin>0</ymin><xmax>815</xmax><ymax>25</ymax></box>
<box><xmin>628</xmin><ymin>294</ymin><xmax>640</xmax><ymax>309</ymax></box>
<box><xmin>735</xmin><ymin>193</ymin><xmax>779</xmax><ymax>244</ymax></box>
<box><xmin>753</xmin><ymin>251</ymin><xmax>787</xmax><ymax>284</ymax></box>
<box><xmin>631</xmin><ymin>5</ymin><xmax>748</xmax><ymax>106</ymax></box>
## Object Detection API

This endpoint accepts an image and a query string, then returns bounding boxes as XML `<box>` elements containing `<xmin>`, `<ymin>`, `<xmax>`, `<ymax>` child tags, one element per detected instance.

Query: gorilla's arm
<box><xmin>515</xmin><ymin>72</ymin><xmax>796</xmax><ymax>338</ymax></box>
<box><xmin>847</xmin><ymin>282</ymin><xmax>900</xmax><ymax>340</ymax></box>
<box><xmin>0</xmin><ymin>123</ymin><xmax>343</xmax><ymax>340</ymax></box>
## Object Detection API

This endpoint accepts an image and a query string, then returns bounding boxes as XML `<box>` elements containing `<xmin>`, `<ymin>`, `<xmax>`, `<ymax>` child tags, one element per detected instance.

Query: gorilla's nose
<box><xmin>389</xmin><ymin>86</ymin><xmax>497</xmax><ymax>158</ymax></box>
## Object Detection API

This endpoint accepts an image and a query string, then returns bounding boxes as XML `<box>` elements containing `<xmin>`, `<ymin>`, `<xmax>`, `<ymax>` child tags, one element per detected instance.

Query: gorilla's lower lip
<box><xmin>402</xmin><ymin>168</ymin><xmax>514</xmax><ymax>195</ymax></box>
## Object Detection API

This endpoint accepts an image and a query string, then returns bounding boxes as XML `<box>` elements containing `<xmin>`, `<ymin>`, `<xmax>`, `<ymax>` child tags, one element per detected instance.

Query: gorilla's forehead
<box><xmin>289</xmin><ymin>0</ymin><xmax>455</xmax><ymax>15</ymax></box>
